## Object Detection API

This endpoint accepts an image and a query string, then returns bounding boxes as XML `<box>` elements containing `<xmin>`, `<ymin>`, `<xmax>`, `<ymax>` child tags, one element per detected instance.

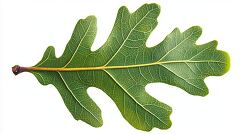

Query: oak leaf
<box><xmin>12</xmin><ymin>3</ymin><xmax>230</xmax><ymax>131</ymax></box>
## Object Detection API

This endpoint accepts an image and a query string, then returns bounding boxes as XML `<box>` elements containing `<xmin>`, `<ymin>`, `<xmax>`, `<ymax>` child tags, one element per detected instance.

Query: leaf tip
<box><xmin>211</xmin><ymin>40</ymin><xmax>231</xmax><ymax>74</ymax></box>
<box><xmin>223</xmin><ymin>51</ymin><xmax>231</xmax><ymax>73</ymax></box>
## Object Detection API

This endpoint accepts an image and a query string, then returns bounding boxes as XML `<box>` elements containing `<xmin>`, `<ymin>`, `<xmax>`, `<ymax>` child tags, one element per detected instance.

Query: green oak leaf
<box><xmin>12</xmin><ymin>3</ymin><xmax>230</xmax><ymax>131</ymax></box>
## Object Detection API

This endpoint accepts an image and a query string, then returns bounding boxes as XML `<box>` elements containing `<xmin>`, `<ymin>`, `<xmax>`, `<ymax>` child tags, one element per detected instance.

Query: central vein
<box><xmin>26</xmin><ymin>60</ymin><xmax>224</xmax><ymax>72</ymax></box>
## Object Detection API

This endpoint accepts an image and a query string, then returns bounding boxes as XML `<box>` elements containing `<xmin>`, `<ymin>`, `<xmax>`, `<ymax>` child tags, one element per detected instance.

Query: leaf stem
<box><xmin>12</xmin><ymin>65</ymin><xmax>29</xmax><ymax>75</ymax></box>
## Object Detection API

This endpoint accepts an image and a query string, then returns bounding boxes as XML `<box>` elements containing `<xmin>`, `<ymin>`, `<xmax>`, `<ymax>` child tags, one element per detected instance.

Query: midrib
<box><xmin>26</xmin><ymin>60</ymin><xmax>225</xmax><ymax>72</ymax></box>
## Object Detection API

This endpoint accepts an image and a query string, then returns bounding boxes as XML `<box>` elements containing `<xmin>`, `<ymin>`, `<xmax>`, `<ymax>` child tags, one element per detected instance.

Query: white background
<box><xmin>0</xmin><ymin>0</ymin><xmax>239</xmax><ymax>133</ymax></box>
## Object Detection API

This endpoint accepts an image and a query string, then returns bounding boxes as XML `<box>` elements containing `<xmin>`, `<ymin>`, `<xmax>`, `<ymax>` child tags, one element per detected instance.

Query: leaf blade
<box><xmin>13</xmin><ymin>3</ymin><xmax>230</xmax><ymax>131</ymax></box>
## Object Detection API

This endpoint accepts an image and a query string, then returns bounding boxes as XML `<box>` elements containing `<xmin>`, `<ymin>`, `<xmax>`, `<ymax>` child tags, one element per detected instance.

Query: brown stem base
<box><xmin>12</xmin><ymin>65</ymin><xmax>28</xmax><ymax>75</ymax></box>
